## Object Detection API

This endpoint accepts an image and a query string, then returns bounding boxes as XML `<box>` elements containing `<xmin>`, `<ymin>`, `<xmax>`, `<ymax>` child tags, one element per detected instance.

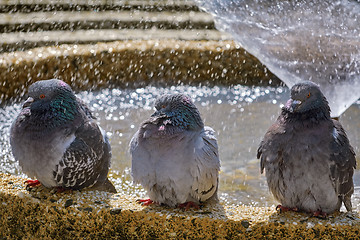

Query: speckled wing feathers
<box><xmin>54</xmin><ymin>139</ymin><xmax>100</xmax><ymax>189</ymax></box>
<box><xmin>54</xmin><ymin>120</ymin><xmax>112</xmax><ymax>190</ymax></box>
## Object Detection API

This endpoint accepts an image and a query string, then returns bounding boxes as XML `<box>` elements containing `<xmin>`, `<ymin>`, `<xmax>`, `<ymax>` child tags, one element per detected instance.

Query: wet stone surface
<box><xmin>0</xmin><ymin>173</ymin><xmax>360</xmax><ymax>239</ymax></box>
<box><xmin>1</xmin><ymin>172</ymin><xmax>360</xmax><ymax>237</ymax></box>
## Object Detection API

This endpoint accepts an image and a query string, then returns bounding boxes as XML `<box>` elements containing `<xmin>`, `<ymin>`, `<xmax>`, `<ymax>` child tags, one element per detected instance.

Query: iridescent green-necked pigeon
<box><xmin>10</xmin><ymin>79</ymin><xmax>116</xmax><ymax>192</ymax></box>
<box><xmin>257</xmin><ymin>81</ymin><xmax>356</xmax><ymax>216</ymax></box>
<box><xmin>130</xmin><ymin>93</ymin><xmax>220</xmax><ymax>209</ymax></box>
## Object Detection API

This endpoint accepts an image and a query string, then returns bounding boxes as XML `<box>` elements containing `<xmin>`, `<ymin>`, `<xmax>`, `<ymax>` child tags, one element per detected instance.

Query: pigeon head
<box><xmin>24</xmin><ymin>79</ymin><xmax>79</xmax><ymax>126</ymax></box>
<box><xmin>284</xmin><ymin>81</ymin><xmax>330</xmax><ymax>118</ymax></box>
<box><xmin>151</xmin><ymin>93</ymin><xmax>204</xmax><ymax>131</ymax></box>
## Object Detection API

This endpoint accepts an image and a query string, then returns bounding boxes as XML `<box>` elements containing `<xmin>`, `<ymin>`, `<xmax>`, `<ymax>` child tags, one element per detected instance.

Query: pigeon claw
<box><xmin>55</xmin><ymin>186</ymin><xmax>71</xmax><ymax>193</ymax></box>
<box><xmin>24</xmin><ymin>179</ymin><xmax>41</xmax><ymax>189</ymax></box>
<box><xmin>312</xmin><ymin>210</ymin><xmax>327</xmax><ymax>219</ymax></box>
<box><xmin>178</xmin><ymin>201</ymin><xmax>200</xmax><ymax>211</ymax></box>
<box><xmin>276</xmin><ymin>205</ymin><xmax>299</xmax><ymax>213</ymax></box>
<box><xmin>136</xmin><ymin>199</ymin><xmax>154</xmax><ymax>206</ymax></box>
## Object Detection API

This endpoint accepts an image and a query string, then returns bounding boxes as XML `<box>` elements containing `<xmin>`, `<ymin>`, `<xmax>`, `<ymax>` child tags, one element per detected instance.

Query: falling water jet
<box><xmin>195</xmin><ymin>0</ymin><xmax>360</xmax><ymax>117</ymax></box>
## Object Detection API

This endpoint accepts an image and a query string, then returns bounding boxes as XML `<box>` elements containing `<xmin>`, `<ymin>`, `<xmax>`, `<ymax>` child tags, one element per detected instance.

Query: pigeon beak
<box><xmin>290</xmin><ymin>100</ymin><xmax>302</xmax><ymax>112</ymax></box>
<box><xmin>151</xmin><ymin>111</ymin><xmax>160</xmax><ymax>117</ymax></box>
<box><xmin>286</xmin><ymin>99</ymin><xmax>302</xmax><ymax>113</ymax></box>
<box><xmin>22</xmin><ymin>97</ymin><xmax>34</xmax><ymax>108</ymax></box>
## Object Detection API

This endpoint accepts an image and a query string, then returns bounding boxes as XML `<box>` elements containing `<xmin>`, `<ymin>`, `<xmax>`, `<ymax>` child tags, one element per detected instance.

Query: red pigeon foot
<box><xmin>312</xmin><ymin>210</ymin><xmax>327</xmax><ymax>219</ymax></box>
<box><xmin>136</xmin><ymin>199</ymin><xmax>154</xmax><ymax>206</ymax></box>
<box><xmin>276</xmin><ymin>205</ymin><xmax>299</xmax><ymax>213</ymax></box>
<box><xmin>55</xmin><ymin>186</ymin><xmax>72</xmax><ymax>193</ymax></box>
<box><xmin>178</xmin><ymin>201</ymin><xmax>200</xmax><ymax>211</ymax></box>
<box><xmin>25</xmin><ymin>179</ymin><xmax>41</xmax><ymax>188</ymax></box>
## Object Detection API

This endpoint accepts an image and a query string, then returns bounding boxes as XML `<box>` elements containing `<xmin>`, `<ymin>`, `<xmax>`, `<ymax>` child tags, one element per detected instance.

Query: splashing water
<box><xmin>195</xmin><ymin>0</ymin><xmax>360</xmax><ymax>117</ymax></box>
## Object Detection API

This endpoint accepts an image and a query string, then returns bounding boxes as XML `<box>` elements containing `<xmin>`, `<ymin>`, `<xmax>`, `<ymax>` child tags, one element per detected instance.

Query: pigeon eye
<box><xmin>161</xmin><ymin>105</ymin><xmax>166</xmax><ymax>108</ymax></box>
<box><xmin>39</xmin><ymin>94</ymin><xmax>46</xmax><ymax>99</ymax></box>
<box><xmin>307</xmin><ymin>93</ymin><xmax>311</xmax><ymax>98</ymax></box>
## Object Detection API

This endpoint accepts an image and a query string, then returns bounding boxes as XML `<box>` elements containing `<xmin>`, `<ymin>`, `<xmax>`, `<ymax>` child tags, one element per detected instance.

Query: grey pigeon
<box><xmin>257</xmin><ymin>81</ymin><xmax>356</xmax><ymax>215</ymax></box>
<box><xmin>10</xmin><ymin>79</ymin><xmax>116</xmax><ymax>193</ymax></box>
<box><xmin>130</xmin><ymin>93</ymin><xmax>220</xmax><ymax>208</ymax></box>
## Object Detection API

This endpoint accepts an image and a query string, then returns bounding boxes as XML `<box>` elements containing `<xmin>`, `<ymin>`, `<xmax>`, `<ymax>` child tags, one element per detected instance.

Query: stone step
<box><xmin>0</xmin><ymin>29</ymin><xmax>231</xmax><ymax>52</ymax></box>
<box><xmin>0</xmin><ymin>0</ymin><xmax>198</xmax><ymax>13</ymax></box>
<box><xmin>0</xmin><ymin>0</ymin><xmax>221</xmax><ymax>52</ymax></box>
<box><xmin>0</xmin><ymin>10</ymin><xmax>214</xmax><ymax>33</ymax></box>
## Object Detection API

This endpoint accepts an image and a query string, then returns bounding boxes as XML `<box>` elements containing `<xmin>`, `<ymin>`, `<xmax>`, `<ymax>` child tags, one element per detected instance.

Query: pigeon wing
<box><xmin>53</xmin><ymin>120</ymin><xmax>111</xmax><ymax>190</ymax></box>
<box><xmin>190</xmin><ymin>126</ymin><xmax>220</xmax><ymax>202</ymax></box>
<box><xmin>329</xmin><ymin>120</ymin><xmax>356</xmax><ymax>211</ymax></box>
<box><xmin>257</xmin><ymin>119</ymin><xmax>287</xmax><ymax>174</ymax></box>
<box><xmin>129</xmin><ymin>129</ymin><xmax>152</xmax><ymax>184</ymax></box>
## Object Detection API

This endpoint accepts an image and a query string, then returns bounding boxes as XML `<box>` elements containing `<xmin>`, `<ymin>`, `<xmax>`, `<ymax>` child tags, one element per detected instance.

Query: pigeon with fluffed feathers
<box><xmin>10</xmin><ymin>79</ymin><xmax>116</xmax><ymax>192</ymax></box>
<box><xmin>130</xmin><ymin>93</ymin><xmax>220</xmax><ymax>208</ymax></box>
<box><xmin>257</xmin><ymin>81</ymin><xmax>356</xmax><ymax>215</ymax></box>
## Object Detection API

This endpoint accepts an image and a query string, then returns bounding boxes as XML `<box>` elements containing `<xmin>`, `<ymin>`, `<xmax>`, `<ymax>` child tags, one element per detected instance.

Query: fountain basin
<box><xmin>0</xmin><ymin>39</ymin><xmax>281</xmax><ymax>104</ymax></box>
<box><xmin>1</xmin><ymin>40</ymin><xmax>359</xmax><ymax>238</ymax></box>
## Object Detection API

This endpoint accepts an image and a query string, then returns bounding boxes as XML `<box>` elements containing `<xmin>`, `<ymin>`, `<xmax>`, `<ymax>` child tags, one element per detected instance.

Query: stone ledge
<box><xmin>0</xmin><ymin>29</ymin><xmax>231</xmax><ymax>52</ymax></box>
<box><xmin>0</xmin><ymin>11</ymin><xmax>214</xmax><ymax>32</ymax></box>
<box><xmin>0</xmin><ymin>0</ymin><xmax>199</xmax><ymax>13</ymax></box>
<box><xmin>0</xmin><ymin>39</ymin><xmax>281</xmax><ymax>104</ymax></box>
<box><xmin>1</xmin><ymin>173</ymin><xmax>359</xmax><ymax>239</ymax></box>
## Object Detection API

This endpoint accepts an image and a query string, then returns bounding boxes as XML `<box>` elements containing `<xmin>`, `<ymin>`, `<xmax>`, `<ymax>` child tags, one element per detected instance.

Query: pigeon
<box><xmin>130</xmin><ymin>93</ymin><xmax>220</xmax><ymax>208</ymax></box>
<box><xmin>10</xmin><ymin>79</ymin><xmax>116</xmax><ymax>193</ymax></box>
<box><xmin>257</xmin><ymin>81</ymin><xmax>356</xmax><ymax>216</ymax></box>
